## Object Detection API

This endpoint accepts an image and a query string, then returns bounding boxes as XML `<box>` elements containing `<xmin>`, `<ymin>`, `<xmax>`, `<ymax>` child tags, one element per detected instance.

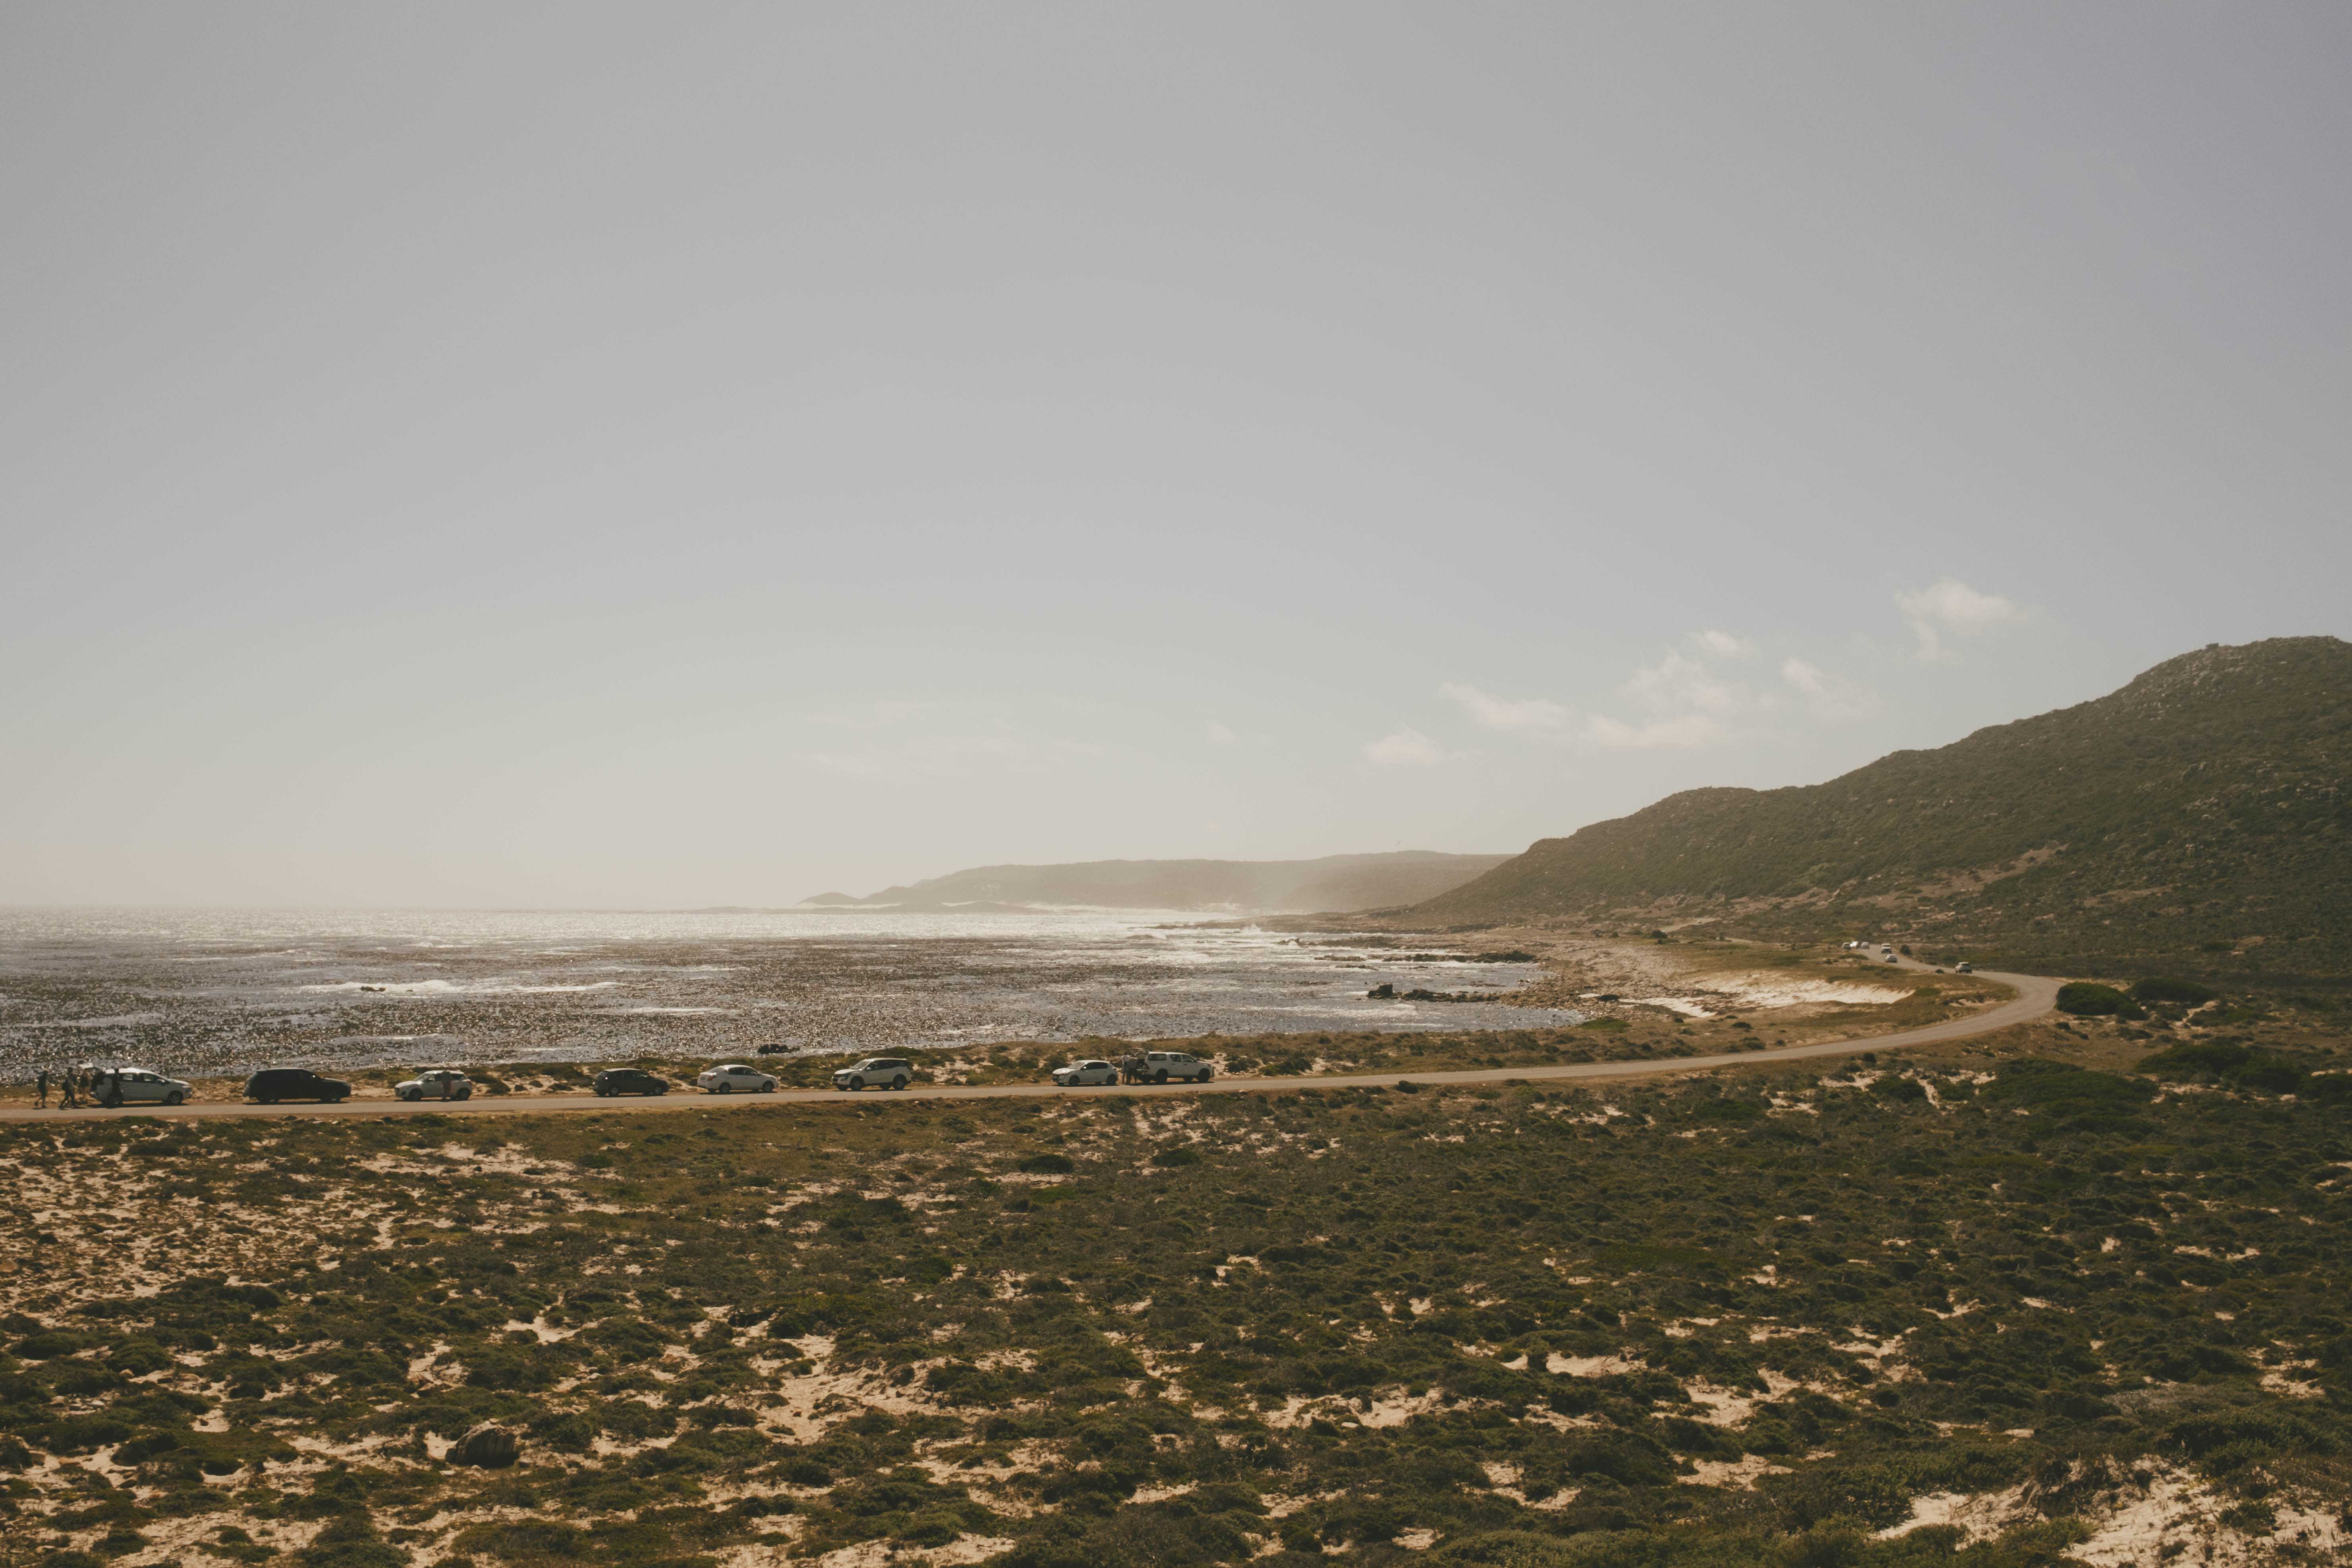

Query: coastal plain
<box><xmin>3</xmin><ymin>996</ymin><xmax>2347</xmax><ymax>1568</ymax></box>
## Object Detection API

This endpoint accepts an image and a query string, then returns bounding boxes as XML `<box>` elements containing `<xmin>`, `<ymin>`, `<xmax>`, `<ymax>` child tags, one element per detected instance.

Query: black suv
<box><xmin>593</xmin><ymin>1068</ymin><xmax>670</xmax><ymax>1097</ymax></box>
<box><xmin>243</xmin><ymin>1068</ymin><xmax>352</xmax><ymax>1104</ymax></box>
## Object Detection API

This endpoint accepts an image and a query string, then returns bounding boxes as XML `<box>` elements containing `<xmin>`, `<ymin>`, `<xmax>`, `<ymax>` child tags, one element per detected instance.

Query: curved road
<box><xmin>0</xmin><ymin>962</ymin><xmax>2057</xmax><ymax>1123</ymax></box>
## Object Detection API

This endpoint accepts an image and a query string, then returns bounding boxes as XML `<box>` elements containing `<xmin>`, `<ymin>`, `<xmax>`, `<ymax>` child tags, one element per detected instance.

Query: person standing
<box><xmin>35</xmin><ymin>1069</ymin><xmax>47</xmax><ymax>1109</ymax></box>
<box><xmin>59</xmin><ymin>1071</ymin><xmax>79</xmax><ymax>1110</ymax></box>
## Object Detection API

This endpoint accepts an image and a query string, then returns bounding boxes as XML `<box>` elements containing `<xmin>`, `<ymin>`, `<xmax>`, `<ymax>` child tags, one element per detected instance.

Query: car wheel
<box><xmin>1153</xmin><ymin>1072</ymin><xmax>1168</xmax><ymax>1085</ymax></box>
<box><xmin>333</xmin><ymin>1095</ymin><xmax>348</xmax><ymax>1104</ymax></box>
<box><xmin>1196</xmin><ymin>1069</ymin><xmax>1212</xmax><ymax>1082</ymax></box>
<box><xmin>892</xmin><ymin>1076</ymin><xmax>908</xmax><ymax>1091</ymax></box>
<box><xmin>164</xmin><ymin>1091</ymin><xmax>185</xmax><ymax>1106</ymax></box>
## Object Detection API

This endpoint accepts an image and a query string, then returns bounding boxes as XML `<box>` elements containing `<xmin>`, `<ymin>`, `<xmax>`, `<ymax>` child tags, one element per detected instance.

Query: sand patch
<box><xmin>1681</xmin><ymin>1455</ymin><xmax>1791</xmax><ymax>1490</ymax></box>
<box><xmin>1547</xmin><ymin>1352</ymin><xmax>1644</xmax><ymax>1377</ymax></box>
<box><xmin>1875</xmin><ymin>1485</ymin><xmax>2031</xmax><ymax>1543</ymax></box>
<box><xmin>1696</xmin><ymin>973</ymin><xmax>1914</xmax><ymax>1008</ymax></box>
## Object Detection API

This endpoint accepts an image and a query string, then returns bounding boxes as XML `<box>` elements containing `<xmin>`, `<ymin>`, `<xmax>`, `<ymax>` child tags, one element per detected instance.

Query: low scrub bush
<box><xmin>2131</xmin><ymin>976</ymin><xmax>2218</xmax><ymax>1006</ymax></box>
<box><xmin>2055</xmin><ymin>982</ymin><xmax>2130</xmax><ymax>1016</ymax></box>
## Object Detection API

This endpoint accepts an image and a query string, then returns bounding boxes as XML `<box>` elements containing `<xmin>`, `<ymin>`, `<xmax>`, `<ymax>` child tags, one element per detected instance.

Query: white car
<box><xmin>89</xmin><ymin>1068</ymin><xmax>193</xmax><ymax>1108</ymax></box>
<box><xmin>698</xmin><ymin>1064</ymin><xmax>777</xmax><ymax>1094</ymax></box>
<box><xmin>1052</xmin><ymin>1059</ymin><xmax>1120</xmax><ymax>1087</ymax></box>
<box><xmin>1127</xmin><ymin>1050</ymin><xmax>1213</xmax><ymax>1085</ymax></box>
<box><xmin>832</xmin><ymin>1057</ymin><xmax>913</xmax><ymax>1091</ymax></box>
<box><xmin>396</xmin><ymin>1069</ymin><xmax>473</xmax><ymax>1102</ymax></box>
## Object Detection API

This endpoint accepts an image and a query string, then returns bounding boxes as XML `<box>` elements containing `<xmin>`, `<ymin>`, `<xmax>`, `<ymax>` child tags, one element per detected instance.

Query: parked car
<box><xmin>593</xmin><ymin>1068</ymin><xmax>670</xmax><ymax>1097</ymax></box>
<box><xmin>396</xmin><ymin>1069</ymin><xmax>474</xmax><ymax>1102</ymax></box>
<box><xmin>243</xmin><ymin>1068</ymin><xmax>351</xmax><ymax>1104</ymax></box>
<box><xmin>832</xmin><ymin>1057</ymin><xmax>913</xmax><ymax>1091</ymax></box>
<box><xmin>1117</xmin><ymin>1050</ymin><xmax>1214</xmax><ymax>1085</ymax></box>
<box><xmin>1956</xmin><ymin>961</ymin><xmax>1974</xmax><ymax>974</ymax></box>
<box><xmin>90</xmin><ymin>1068</ymin><xmax>193</xmax><ymax>1107</ymax></box>
<box><xmin>698</xmin><ymin>1063</ymin><xmax>777</xmax><ymax>1094</ymax></box>
<box><xmin>1052</xmin><ymin>1059</ymin><xmax>1121</xmax><ymax>1087</ymax></box>
<box><xmin>755</xmin><ymin>1042</ymin><xmax>794</xmax><ymax>1055</ymax></box>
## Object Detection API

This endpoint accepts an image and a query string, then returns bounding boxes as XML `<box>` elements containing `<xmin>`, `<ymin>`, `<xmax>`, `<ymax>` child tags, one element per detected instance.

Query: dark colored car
<box><xmin>594</xmin><ymin>1068</ymin><xmax>670</xmax><ymax>1097</ymax></box>
<box><xmin>244</xmin><ymin>1068</ymin><xmax>351</xmax><ymax>1104</ymax></box>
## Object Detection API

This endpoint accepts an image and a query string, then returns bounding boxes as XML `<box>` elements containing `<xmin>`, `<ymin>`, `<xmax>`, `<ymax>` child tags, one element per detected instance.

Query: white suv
<box><xmin>697</xmin><ymin>1064</ymin><xmax>777</xmax><ymax>1094</ymax></box>
<box><xmin>1051</xmin><ymin>1059</ymin><xmax>1120</xmax><ymax>1087</ymax></box>
<box><xmin>90</xmin><ymin>1068</ymin><xmax>193</xmax><ymax>1107</ymax></box>
<box><xmin>1128</xmin><ymin>1051</ymin><xmax>1213</xmax><ymax>1085</ymax></box>
<box><xmin>396</xmin><ymin>1069</ymin><xmax>473</xmax><ymax>1102</ymax></box>
<box><xmin>832</xmin><ymin>1058</ymin><xmax>913</xmax><ymax>1091</ymax></box>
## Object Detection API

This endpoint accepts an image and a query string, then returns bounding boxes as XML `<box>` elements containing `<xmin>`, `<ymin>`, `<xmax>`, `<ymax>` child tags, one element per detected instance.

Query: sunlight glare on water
<box><xmin>0</xmin><ymin>907</ymin><xmax>1572</xmax><ymax>1078</ymax></box>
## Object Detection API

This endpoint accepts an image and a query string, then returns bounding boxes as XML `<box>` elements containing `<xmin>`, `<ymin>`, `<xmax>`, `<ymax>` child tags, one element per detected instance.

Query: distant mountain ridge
<box><xmin>1412</xmin><ymin>637</ymin><xmax>2352</xmax><ymax>980</ymax></box>
<box><xmin>809</xmin><ymin>851</ymin><xmax>1513</xmax><ymax>914</ymax></box>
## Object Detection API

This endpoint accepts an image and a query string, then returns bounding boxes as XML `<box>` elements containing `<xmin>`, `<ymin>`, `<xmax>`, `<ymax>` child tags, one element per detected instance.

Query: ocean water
<box><xmin>0</xmin><ymin>907</ymin><xmax>1573</xmax><ymax>1079</ymax></box>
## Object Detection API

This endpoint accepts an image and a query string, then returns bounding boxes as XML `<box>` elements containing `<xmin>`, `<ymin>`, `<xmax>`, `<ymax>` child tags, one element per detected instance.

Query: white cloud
<box><xmin>1692</xmin><ymin>629</ymin><xmax>1755</xmax><ymax>658</ymax></box>
<box><xmin>1580</xmin><ymin>651</ymin><xmax>1746</xmax><ymax>749</ymax></box>
<box><xmin>1894</xmin><ymin>579</ymin><xmax>2024</xmax><ymax>660</ymax></box>
<box><xmin>1438</xmin><ymin>681</ymin><xmax>1570</xmax><ymax>733</ymax></box>
<box><xmin>1623</xmin><ymin>651</ymin><xmax>1742</xmax><ymax>717</ymax></box>
<box><xmin>1362</xmin><ymin>728</ymin><xmax>1456</xmax><ymax>767</ymax></box>
<box><xmin>1583</xmin><ymin>711</ymin><xmax>1728</xmax><ymax>750</ymax></box>
<box><xmin>1204</xmin><ymin>720</ymin><xmax>1238</xmax><ymax>746</ymax></box>
<box><xmin>1780</xmin><ymin>656</ymin><xmax>1882</xmax><ymax>722</ymax></box>
<box><xmin>800</xmin><ymin>735</ymin><xmax>1091</xmax><ymax>781</ymax></box>
<box><xmin>808</xmin><ymin>699</ymin><xmax>933</xmax><ymax>729</ymax></box>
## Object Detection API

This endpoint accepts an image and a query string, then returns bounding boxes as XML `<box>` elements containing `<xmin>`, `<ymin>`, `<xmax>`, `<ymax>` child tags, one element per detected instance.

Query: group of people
<box><xmin>31</xmin><ymin>1066</ymin><xmax>115</xmax><ymax>1109</ymax></box>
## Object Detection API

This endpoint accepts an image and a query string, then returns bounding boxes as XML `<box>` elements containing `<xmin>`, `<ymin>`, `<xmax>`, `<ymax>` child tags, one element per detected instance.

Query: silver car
<box><xmin>698</xmin><ymin>1064</ymin><xmax>777</xmax><ymax>1094</ymax></box>
<box><xmin>90</xmin><ymin>1068</ymin><xmax>193</xmax><ymax>1108</ymax></box>
<box><xmin>396</xmin><ymin>1069</ymin><xmax>474</xmax><ymax>1102</ymax></box>
<box><xmin>1052</xmin><ymin>1059</ymin><xmax>1120</xmax><ymax>1087</ymax></box>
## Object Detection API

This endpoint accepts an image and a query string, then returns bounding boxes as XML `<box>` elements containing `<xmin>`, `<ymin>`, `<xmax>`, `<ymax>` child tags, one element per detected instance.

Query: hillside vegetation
<box><xmin>1414</xmin><ymin>638</ymin><xmax>2352</xmax><ymax>981</ymax></box>
<box><xmin>817</xmin><ymin>852</ymin><xmax>1512</xmax><ymax>914</ymax></box>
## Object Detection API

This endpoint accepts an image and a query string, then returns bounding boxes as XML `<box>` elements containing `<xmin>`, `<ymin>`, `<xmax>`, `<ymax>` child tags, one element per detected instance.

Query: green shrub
<box><xmin>294</xmin><ymin>1516</ymin><xmax>408</xmax><ymax>1568</ymax></box>
<box><xmin>2056</xmin><ymin>983</ymin><xmax>2128</xmax><ymax>1016</ymax></box>
<box><xmin>2137</xmin><ymin>1041</ymin><xmax>2249</xmax><ymax>1077</ymax></box>
<box><xmin>1018</xmin><ymin>1153</ymin><xmax>1076</xmax><ymax>1175</ymax></box>
<box><xmin>1983</xmin><ymin>1059</ymin><xmax>2150</xmax><ymax>1125</ymax></box>
<box><xmin>2131</xmin><ymin>977</ymin><xmax>2218</xmax><ymax>1006</ymax></box>
<box><xmin>2136</xmin><ymin>1041</ymin><xmax>2308</xmax><ymax>1095</ymax></box>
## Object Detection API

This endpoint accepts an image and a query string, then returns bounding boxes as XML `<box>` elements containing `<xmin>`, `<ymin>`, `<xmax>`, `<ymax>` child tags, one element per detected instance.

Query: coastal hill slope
<box><xmin>810</xmin><ymin>850</ymin><xmax>1513</xmax><ymax>915</ymax></box>
<box><xmin>1412</xmin><ymin>637</ymin><xmax>2352</xmax><ymax>979</ymax></box>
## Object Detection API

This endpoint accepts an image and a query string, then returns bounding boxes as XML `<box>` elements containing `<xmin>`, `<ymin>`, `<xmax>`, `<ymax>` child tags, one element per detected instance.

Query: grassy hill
<box><xmin>819</xmin><ymin>850</ymin><xmax>1513</xmax><ymax>914</ymax></box>
<box><xmin>1413</xmin><ymin>637</ymin><xmax>2352</xmax><ymax>981</ymax></box>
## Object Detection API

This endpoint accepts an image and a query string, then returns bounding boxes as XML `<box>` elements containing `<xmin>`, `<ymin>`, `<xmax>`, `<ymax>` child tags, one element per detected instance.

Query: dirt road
<box><xmin>0</xmin><ymin>964</ymin><xmax>2057</xmax><ymax>1123</ymax></box>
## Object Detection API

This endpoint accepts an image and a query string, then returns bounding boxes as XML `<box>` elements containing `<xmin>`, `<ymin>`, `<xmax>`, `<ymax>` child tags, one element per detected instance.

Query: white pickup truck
<box><xmin>1116</xmin><ymin>1050</ymin><xmax>1214</xmax><ymax>1085</ymax></box>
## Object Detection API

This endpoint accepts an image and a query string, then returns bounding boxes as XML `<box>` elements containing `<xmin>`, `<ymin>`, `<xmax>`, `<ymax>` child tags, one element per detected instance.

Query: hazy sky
<box><xmin>5</xmin><ymin>4</ymin><xmax>2348</xmax><ymax>907</ymax></box>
